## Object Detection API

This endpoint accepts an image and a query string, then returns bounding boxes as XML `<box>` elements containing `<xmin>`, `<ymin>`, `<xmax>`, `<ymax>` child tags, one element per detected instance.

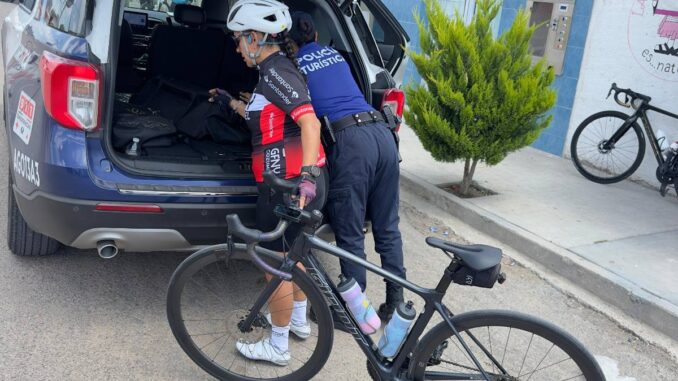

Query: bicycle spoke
<box><xmin>199</xmin><ymin>332</ymin><xmax>228</xmax><ymax>351</ymax></box>
<box><xmin>518</xmin><ymin>333</ymin><xmax>535</xmax><ymax>376</ymax></box>
<box><xmin>487</xmin><ymin>326</ymin><xmax>495</xmax><ymax>374</ymax></box>
<box><xmin>212</xmin><ymin>332</ymin><xmax>232</xmax><ymax>361</ymax></box>
<box><xmin>500</xmin><ymin>327</ymin><xmax>511</xmax><ymax>367</ymax></box>
<box><xmin>524</xmin><ymin>343</ymin><xmax>555</xmax><ymax>381</ymax></box>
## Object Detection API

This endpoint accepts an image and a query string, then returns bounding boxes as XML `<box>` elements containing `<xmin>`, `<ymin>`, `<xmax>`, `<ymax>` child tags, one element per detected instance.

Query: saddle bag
<box><xmin>451</xmin><ymin>263</ymin><xmax>502</xmax><ymax>289</ymax></box>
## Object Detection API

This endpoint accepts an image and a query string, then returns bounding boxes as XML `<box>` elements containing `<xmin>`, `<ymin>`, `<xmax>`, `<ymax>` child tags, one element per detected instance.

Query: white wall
<box><xmin>567</xmin><ymin>0</ymin><xmax>678</xmax><ymax>187</ymax></box>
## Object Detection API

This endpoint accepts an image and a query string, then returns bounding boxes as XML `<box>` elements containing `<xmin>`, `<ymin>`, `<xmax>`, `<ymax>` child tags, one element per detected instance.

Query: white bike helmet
<box><xmin>227</xmin><ymin>0</ymin><xmax>292</xmax><ymax>34</ymax></box>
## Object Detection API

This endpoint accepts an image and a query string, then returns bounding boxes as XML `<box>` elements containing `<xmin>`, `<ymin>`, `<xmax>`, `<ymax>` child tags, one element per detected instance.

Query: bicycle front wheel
<box><xmin>410</xmin><ymin>310</ymin><xmax>604</xmax><ymax>381</ymax></box>
<box><xmin>167</xmin><ymin>246</ymin><xmax>334</xmax><ymax>381</ymax></box>
<box><xmin>570</xmin><ymin>110</ymin><xmax>645</xmax><ymax>184</ymax></box>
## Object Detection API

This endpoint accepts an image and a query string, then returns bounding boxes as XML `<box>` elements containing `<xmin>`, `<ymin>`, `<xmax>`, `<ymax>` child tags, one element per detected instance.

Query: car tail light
<box><xmin>95</xmin><ymin>203</ymin><xmax>164</xmax><ymax>213</ymax></box>
<box><xmin>40</xmin><ymin>51</ymin><xmax>101</xmax><ymax>131</ymax></box>
<box><xmin>381</xmin><ymin>88</ymin><xmax>405</xmax><ymax>131</ymax></box>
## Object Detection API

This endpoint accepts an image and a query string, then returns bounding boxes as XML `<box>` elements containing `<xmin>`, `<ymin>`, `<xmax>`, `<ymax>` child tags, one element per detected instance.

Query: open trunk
<box><xmin>109</xmin><ymin>6</ymin><xmax>259</xmax><ymax>179</ymax></box>
<box><xmin>104</xmin><ymin>0</ymin><xmax>390</xmax><ymax>180</ymax></box>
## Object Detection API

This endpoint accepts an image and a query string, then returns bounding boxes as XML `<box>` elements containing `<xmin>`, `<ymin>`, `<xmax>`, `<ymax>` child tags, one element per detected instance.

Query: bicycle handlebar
<box><xmin>262</xmin><ymin>171</ymin><xmax>298</xmax><ymax>194</ymax></box>
<box><xmin>607</xmin><ymin>83</ymin><xmax>651</xmax><ymax>108</ymax></box>
<box><xmin>227</xmin><ymin>214</ymin><xmax>293</xmax><ymax>281</ymax></box>
<box><xmin>225</xmin><ymin>171</ymin><xmax>303</xmax><ymax>281</ymax></box>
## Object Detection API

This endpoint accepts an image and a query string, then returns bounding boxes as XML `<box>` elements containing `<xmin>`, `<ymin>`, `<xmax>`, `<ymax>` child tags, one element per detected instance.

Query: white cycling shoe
<box><xmin>235</xmin><ymin>337</ymin><xmax>291</xmax><ymax>366</ymax></box>
<box><xmin>265</xmin><ymin>313</ymin><xmax>312</xmax><ymax>339</ymax></box>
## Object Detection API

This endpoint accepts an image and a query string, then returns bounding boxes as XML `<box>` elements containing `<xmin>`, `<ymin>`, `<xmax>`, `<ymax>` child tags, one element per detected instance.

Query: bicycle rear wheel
<box><xmin>410</xmin><ymin>310</ymin><xmax>604</xmax><ymax>381</ymax></box>
<box><xmin>570</xmin><ymin>110</ymin><xmax>645</xmax><ymax>184</ymax></box>
<box><xmin>167</xmin><ymin>246</ymin><xmax>334</xmax><ymax>381</ymax></box>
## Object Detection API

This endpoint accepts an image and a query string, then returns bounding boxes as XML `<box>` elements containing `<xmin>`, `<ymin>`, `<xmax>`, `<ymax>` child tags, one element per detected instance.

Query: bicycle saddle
<box><xmin>426</xmin><ymin>237</ymin><xmax>502</xmax><ymax>271</ymax></box>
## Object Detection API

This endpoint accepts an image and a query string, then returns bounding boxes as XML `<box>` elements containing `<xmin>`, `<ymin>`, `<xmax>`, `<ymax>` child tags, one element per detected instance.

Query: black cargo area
<box><xmin>110</xmin><ymin>0</ymin><xmax>366</xmax><ymax>178</ymax></box>
<box><xmin>111</xmin><ymin>3</ymin><xmax>259</xmax><ymax>177</ymax></box>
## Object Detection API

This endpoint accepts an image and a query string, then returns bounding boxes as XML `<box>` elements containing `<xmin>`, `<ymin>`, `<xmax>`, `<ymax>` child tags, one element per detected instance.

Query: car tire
<box><xmin>7</xmin><ymin>172</ymin><xmax>61</xmax><ymax>256</ymax></box>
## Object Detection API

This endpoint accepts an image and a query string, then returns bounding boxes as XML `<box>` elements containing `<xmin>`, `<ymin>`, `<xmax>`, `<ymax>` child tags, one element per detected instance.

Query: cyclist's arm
<box><xmin>297</xmin><ymin>113</ymin><xmax>322</xmax><ymax>168</ymax></box>
<box><xmin>229</xmin><ymin>99</ymin><xmax>247</xmax><ymax>118</ymax></box>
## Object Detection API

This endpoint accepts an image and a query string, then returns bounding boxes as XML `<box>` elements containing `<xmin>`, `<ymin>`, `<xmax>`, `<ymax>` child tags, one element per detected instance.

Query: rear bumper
<box><xmin>13</xmin><ymin>186</ymin><xmax>256</xmax><ymax>251</ymax></box>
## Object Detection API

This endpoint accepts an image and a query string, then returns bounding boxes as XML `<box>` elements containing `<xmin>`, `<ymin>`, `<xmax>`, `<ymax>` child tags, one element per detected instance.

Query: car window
<box><xmin>351</xmin><ymin>2</ymin><xmax>385</xmax><ymax>67</ymax></box>
<box><xmin>43</xmin><ymin>0</ymin><xmax>88</xmax><ymax>36</ymax></box>
<box><xmin>125</xmin><ymin>0</ymin><xmax>202</xmax><ymax>13</ymax></box>
<box><xmin>19</xmin><ymin>0</ymin><xmax>37</xmax><ymax>12</ymax></box>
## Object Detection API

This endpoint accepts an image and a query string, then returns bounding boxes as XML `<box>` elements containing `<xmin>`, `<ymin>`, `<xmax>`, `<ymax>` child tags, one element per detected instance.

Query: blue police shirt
<box><xmin>296</xmin><ymin>42</ymin><xmax>373</xmax><ymax>123</ymax></box>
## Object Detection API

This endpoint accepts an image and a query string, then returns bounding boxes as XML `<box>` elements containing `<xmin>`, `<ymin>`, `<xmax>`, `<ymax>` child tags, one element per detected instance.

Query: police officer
<box><xmin>290</xmin><ymin>12</ymin><xmax>406</xmax><ymax>320</ymax></box>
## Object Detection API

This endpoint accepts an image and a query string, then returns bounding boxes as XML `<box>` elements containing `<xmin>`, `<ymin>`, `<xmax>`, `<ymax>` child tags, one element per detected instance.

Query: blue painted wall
<box><xmin>500</xmin><ymin>0</ymin><xmax>593</xmax><ymax>155</ymax></box>
<box><xmin>384</xmin><ymin>0</ymin><xmax>592</xmax><ymax>156</ymax></box>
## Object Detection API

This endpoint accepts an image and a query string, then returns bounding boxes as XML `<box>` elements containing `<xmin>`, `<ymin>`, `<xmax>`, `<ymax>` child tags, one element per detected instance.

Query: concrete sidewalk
<box><xmin>398</xmin><ymin>125</ymin><xmax>678</xmax><ymax>341</ymax></box>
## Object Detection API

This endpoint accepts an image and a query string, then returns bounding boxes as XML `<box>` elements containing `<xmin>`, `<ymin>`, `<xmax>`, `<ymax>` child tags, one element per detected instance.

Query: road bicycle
<box><xmin>570</xmin><ymin>83</ymin><xmax>678</xmax><ymax>196</ymax></box>
<box><xmin>167</xmin><ymin>172</ymin><xmax>605</xmax><ymax>380</ymax></box>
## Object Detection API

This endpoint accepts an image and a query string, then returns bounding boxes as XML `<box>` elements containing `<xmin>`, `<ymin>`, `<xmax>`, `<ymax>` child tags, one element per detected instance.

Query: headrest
<box><xmin>174</xmin><ymin>4</ymin><xmax>206</xmax><ymax>27</ymax></box>
<box><xmin>201</xmin><ymin>0</ymin><xmax>229</xmax><ymax>24</ymax></box>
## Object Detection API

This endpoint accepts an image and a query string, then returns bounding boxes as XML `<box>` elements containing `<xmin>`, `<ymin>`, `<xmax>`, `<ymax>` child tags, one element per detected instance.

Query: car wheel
<box><xmin>7</xmin><ymin>171</ymin><xmax>61</xmax><ymax>256</ymax></box>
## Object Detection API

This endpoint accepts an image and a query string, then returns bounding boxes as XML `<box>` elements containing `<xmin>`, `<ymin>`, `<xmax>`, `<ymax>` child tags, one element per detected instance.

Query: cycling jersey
<box><xmin>296</xmin><ymin>42</ymin><xmax>373</xmax><ymax>122</ymax></box>
<box><xmin>245</xmin><ymin>51</ymin><xmax>326</xmax><ymax>182</ymax></box>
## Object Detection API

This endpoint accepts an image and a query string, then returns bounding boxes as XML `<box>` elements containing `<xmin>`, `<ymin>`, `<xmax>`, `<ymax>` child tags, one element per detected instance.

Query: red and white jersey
<box><xmin>245</xmin><ymin>52</ymin><xmax>325</xmax><ymax>182</ymax></box>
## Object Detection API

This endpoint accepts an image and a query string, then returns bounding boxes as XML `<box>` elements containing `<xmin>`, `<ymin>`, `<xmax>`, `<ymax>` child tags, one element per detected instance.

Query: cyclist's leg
<box><xmin>238</xmin><ymin>182</ymin><xmax>297</xmax><ymax>361</ymax></box>
<box><xmin>325</xmin><ymin>127</ymin><xmax>376</xmax><ymax>291</ymax></box>
<box><xmin>259</xmin><ymin>169</ymin><xmax>328</xmax><ymax>330</ymax></box>
<box><xmin>366</xmin><ymin>122</ymin><xmax>406</xmax><ymax>318</ymax></box>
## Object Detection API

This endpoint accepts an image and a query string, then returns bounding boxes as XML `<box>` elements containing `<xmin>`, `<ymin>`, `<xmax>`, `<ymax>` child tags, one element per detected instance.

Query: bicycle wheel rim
<box><xmin>411</xmin><ymin>310</ymin><xmax>604</xmax><ymax>381</ymax></box>
<box><xmin>571</xmin><ymin>112</ymin><xmax>644</xmax><ymax>184</ymax></box>
<box><xmin>167</xmin><ymin>247</ymin><xmax>333</xmax><ymax>381</ymax></box>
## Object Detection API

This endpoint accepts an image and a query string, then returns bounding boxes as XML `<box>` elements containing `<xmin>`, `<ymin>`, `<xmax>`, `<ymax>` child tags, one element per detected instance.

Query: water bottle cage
<box><xmin>657</xmin><ymin>151</ymin><xmax>678</xmax><ymax>184</ymax></box>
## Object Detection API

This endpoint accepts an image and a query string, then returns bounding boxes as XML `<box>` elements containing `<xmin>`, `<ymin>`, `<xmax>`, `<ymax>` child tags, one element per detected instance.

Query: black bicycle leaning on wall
<box><xmin>166</xmin><ymin>172</ymin><xmax>605</xmax><ymax>381</ymax></box>
<box><xmin>570</xmin><ymin>83</ymin><xmax>678</xmax><ymax>196</ymax></box>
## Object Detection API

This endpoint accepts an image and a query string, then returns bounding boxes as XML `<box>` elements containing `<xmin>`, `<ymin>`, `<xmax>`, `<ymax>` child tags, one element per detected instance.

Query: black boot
<box><xmin>377</xmin><ymin>281</ymin><xmax>404</xmax><ymax>321</ymax></box>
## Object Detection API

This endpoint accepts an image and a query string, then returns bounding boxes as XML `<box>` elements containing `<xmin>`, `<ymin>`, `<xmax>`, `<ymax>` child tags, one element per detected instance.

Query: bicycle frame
<box><xmin>606</xmin><ymin>101</ymin><xmax>678</xmax><ymax>166</ymax></box>
<box><xmin>234</xmin><ymin>229</ymin><xmax>496</xmax><ymax>381</ymax></box>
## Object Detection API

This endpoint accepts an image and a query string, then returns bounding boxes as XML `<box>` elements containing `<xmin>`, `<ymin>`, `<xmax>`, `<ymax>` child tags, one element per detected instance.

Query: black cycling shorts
<box><xmin>255</xmin><ymin>167</ymin><xmax>328</xmax><ymax>252</ymax></box>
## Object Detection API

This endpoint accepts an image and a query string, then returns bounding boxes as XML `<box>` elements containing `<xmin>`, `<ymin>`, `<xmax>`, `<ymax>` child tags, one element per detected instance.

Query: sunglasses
<box><xmin>231</xmin><ymin>32</ymin><xmax>253</xmax><ymax>44</ymax></box>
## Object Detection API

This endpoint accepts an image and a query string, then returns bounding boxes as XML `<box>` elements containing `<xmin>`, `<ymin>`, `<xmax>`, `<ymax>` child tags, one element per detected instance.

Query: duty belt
<box><xmin>332</xmin><ymin>111</ymin><xmax>385</xmax><ymax>133</ymax></box>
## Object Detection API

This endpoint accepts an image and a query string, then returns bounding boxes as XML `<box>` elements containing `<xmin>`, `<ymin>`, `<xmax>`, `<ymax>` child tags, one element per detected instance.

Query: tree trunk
<box><xmin>460</xmin><ymin>158</ymin><xmax>479</xmax><ymax>196</ymax></box>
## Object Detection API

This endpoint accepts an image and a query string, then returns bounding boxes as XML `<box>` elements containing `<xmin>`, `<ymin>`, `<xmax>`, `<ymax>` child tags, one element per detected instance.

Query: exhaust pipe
<box><xmin>97</xmin><ymin>240</ymin><xmax>119</xmax><ymax>259</ymax></box>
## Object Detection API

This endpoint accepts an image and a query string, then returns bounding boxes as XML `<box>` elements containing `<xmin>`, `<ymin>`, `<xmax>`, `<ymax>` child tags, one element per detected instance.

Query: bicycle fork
<box><xmin>605</xmin><ymin>114</ymin><xmax>639</xmax><ymax>151</ymax></box>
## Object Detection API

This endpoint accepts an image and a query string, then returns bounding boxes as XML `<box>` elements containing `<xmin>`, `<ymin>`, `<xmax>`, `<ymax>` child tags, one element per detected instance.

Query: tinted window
<box><xmin>352</xmin><ymin>3</ymin><xmax>384</xmax><ymax>67</ymax></box>
<box><xmin>124</xmin><ymin>0</ymin><xmax>202</xmax><ymax>13</ymax></box>
<box><xmin>43</xmin><ymin>0</ymin><xmax>88</xmax><ymax>36</ymax></box>
<box><xmin>19</xmin><ymin>0</ymin><xmax>36</xmax><ymax>12</ymax></box>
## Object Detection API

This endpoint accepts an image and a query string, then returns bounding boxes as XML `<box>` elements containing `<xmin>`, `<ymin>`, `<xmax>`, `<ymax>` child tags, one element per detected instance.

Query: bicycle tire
<box><xmin>409</xmin><ymin>310</ymin><xmax>605</xmax><ymax>381</ymax></box>
<box><xmin>167</xmin><ymin>246</ymin><xmax>334</xmax><ymax>381</ymax></box>
<box><xmin>570</xmin><ymin>110</ymin><xmax>645</xmax><ymax>184</ymax></box>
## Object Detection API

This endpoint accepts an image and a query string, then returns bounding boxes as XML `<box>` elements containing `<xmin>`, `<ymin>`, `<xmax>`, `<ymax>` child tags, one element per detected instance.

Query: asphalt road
<box><xmin>0</xmin><ymin>3</ymin><xmax>676</xmax><ymax>380</ymax></box>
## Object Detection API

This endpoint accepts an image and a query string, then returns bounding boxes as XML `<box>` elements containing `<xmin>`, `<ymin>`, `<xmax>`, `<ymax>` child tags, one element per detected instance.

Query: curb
<box><xmin>400</xmin><ymin>169</ymin><xmax>678</xmax><ymax>342</ymax></box>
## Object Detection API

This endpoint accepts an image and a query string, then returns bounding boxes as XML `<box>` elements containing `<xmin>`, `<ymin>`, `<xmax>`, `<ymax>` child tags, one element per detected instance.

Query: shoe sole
<box><xmin>236</xmin><ymin>345</ymin><xmax>290</xmax><ymax>366</ymax></box>
<box><xmin>265</xmin><ymin>313</ymin><xmax>311</xmax><ymax>340</ymax></box>
<box><xmin>290</xmin><ymin>328</ymin><xmax>311</xmax><ymax>339</ymax></box>
<box><xmin>243</xmin><ymin>355</ymin><xmax>290</xmax><ymax>367</ymax></box>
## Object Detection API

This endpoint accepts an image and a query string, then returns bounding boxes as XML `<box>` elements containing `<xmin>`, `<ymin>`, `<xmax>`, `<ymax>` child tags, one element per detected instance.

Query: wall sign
<box><xmin>629</xmin><ymin>0</ymin><xmax>678</xmax><ymax>81</ymax></box>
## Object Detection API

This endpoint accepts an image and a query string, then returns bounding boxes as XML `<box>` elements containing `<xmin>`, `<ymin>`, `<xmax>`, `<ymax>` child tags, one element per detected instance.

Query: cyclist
<box><xmin>210</xmin><ymin>0</ymin><xmax>327</xmax><ymax>366</ymax></box>
<box><xmin>289</xmin><ymin>11</ymin><xmax>407</xmax><ymax>321</ymax></box>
